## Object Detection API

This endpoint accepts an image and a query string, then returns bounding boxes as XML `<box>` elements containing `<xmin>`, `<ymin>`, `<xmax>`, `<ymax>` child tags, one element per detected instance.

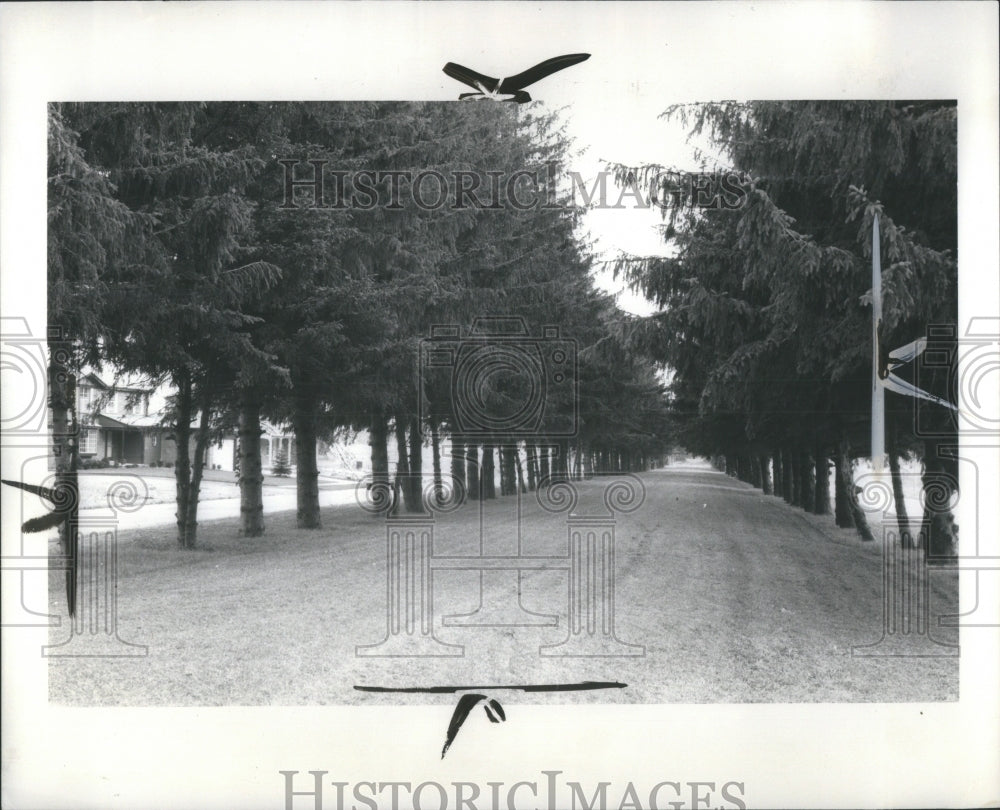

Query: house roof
<box><xmin>79</xmin><ymin>371</ymin><xmax>156</xmax><ymax>394</ymax></box>
<box><xmin>95</xmin><ymin>413</ymin><xmax>178</xmax><ymax>429</ymax></box>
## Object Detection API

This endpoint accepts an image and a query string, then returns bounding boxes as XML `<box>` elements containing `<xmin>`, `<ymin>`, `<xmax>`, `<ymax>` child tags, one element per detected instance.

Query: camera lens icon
<box><xmin>915</xmin><ymin>319</ymin><xmax>1000</xmax><ymax>437</ymax></box>
<box><xmin>454</xmin><ymin>343</ymin><xmax>545</xmax><ymax>432</ymax></box>
<box><xmin>421</xmin><ymin>318</ymin><xmax>578</xmax><ymax>439</ymax></box>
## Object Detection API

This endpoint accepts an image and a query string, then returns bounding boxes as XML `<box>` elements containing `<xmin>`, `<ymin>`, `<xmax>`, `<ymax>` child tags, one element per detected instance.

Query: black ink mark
<box><xmin>443</xmin><ymin>54</ymin><xmax>590</xmax><ymax>103</ymax></box>
<box><xmin>2</xmin><ymin>477</ymin><xmax>78</xmax><ymax>616</ymax></box>
<box><xmin>485</xmin><ymin>698</ymin><xmax>505</xmax><ymax>722</ymax></box>
<box><xmin>442</xmin><ymin>694</ymin><xmax>495</xmax><ymax>758</ymax></box>
<box><xmin>355</xmin><ymin>681</ymin><xmax>626</xmax><ymax>759</ymax></box>
<box><xmin>355</xmin><ymin>680</ymin><xmax>626</xmax><ymax>694</ymax></box>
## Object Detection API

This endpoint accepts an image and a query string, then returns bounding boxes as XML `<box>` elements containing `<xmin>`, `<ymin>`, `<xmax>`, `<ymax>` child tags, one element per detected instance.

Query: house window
<box><xmin>78</xmin><ymin>386</ymin><xmax>92</xmax><ymax>416</ymax></box>
<box><xmin>78</xmin><ymin>428</ymin><xmax>97</xmax><ymax>455</ymax></box>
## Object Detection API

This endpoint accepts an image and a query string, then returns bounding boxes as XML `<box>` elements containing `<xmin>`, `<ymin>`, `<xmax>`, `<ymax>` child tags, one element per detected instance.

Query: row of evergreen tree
<box><xmin>47</xmin><ymin>101</ymin><xmax>672</xmax><ymax>548</ymax></box>
<box><xmin>46</xmin><ymin>100</ymin><xmax>958</xmax><ymax>559</ymax></box>
<box><xmin>614</xmin><ymin>101</ymin><xmax>958</xmax><ymax>555</ymax></box>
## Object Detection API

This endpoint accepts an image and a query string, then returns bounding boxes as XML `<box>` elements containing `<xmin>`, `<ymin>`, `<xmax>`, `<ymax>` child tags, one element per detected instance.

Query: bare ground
<box><xmin>46</xmin><ymin>464</ymin><xmax>958</xmax><ymax>706</ymax></box>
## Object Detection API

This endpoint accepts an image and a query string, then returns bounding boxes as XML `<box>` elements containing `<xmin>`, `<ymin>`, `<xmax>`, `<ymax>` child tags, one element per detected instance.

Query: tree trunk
<box><xmin>48</xmin><ymin>355</ymin><xmax>79</xmax><ymax>616</ymax></box>
<box><xmin>394</xmin><ymin>416</ymin><xmax>412</xmax><ymax>512</ymax></box>
<box><xmin>555</xmin><ymin>439</ymin><xmax>569</xmax><ymax>480</ymax></box>
<box><xmin>841</xmin><ymin>438</ymin><xmax>874</xmax><ymax>541</ymax></box>
<box><xmin>370</xmin><ymin>413</ymin><xmax>391</xmax><ymax>515</ymax></box>
<box><xmin>813</xmin><ymin>443</ymin><xmax>830</xmax><ymax>516</ymax></box>
<box><xmin>450</xmin><ymin>436</ymin><xmax>465</xmax><ymax>504</ymax></box>
<box><xmin>293</xmin><ymin>391</ymin><xmax>321</xmax><ymax>529</ymax></box>
<box><xmin>758</xmin><ymin>455</ymin><xmax>772</xmax><ymax>495</ymax></box>
<box><xmin>182</xmin><ymin>386</ymin><xmax>212</xmax><ymax>549</ymax></box>
<box><xmin>798</xmin><ymin>449</ymin><xmax>815</xmax><ymax>512</ymax></box>
<box><xmin>482</xmin><ymin>444</ymin><xmax>496</xmax><ymax>499</ymax></box>
<box><xmin>408</xmin><ymin>415</ymin><xmax>423</xmax><ymax>512</ymax></box>
<box><xmin>848</xmin><ymin>482</ymin><xmax>875</xmax><ymax>541</ymax></box>
<box><xmin>538</xmin><ymin>444</ymin><xmax>550</xmax><ymax>484</ymax></box>
<box><xmin>498</xmin><ymin>445</ymin><xmax>509</xmax><ymax>495</ymax></box>
<box><xmin>173</xmin><ymin>369</ymin><xmax>193</xmax><ymax>548</ymax></box>
<box><xmin>526</xmin><ymin>444</ymin><xmax>537</xmax><ymax>491</ymax></box>
<box><xmin>771</xmin><ymin>450</ymin><xmax>782</xmax><ymax>495</ymax></box>
<box><xmin>921</xmin><ymin>438</ymin><xmax>957</xmax><ymax>559</ymax></box>
<box><xmin>500</xmin><ymin>444</ymin><xmax>516</xmax><ymax>496</ymax></box>
<box><xmin>889</xmin><ymin>449</ymin><xmax>913</xmax><ymax>548</ymax></box>
<box><xmin>466</xmin><ymin>442</ymin><xmax>480</xmax><ymax>501</ymax></box>
<box><xmin>238</xmin><ymin>391</ymin><xmax>265</xmax><ymax>536</ymax></box>
<box><xmin>782</xmin><ymin>448</ymin><xmax>794</xmax><ymax>504</ymax></box>
<box><xmin>431</xmin><ymin>422</ymin><xmax>443</xmax><ymax>505</ymax></box>
<box><xmin>515</xmin><ymin>445</ymin><xmax>527</xmax><ymax>493</ymax></box>
<box><xmin>788</xmin><ymin>450</ymin><xmax>800</xmax><ymax>506</ymax></box>
<box><xmin>834</xmin><ymin>437</ymin><xmax>855</xmax><ymax>529</ymax></box>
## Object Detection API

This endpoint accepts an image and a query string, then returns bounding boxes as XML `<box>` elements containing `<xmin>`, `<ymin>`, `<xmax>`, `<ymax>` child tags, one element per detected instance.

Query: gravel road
<box><xmin>47</xmin><ymin>461</ymin><xmax>958</xmax><ymax>705</ymax></box>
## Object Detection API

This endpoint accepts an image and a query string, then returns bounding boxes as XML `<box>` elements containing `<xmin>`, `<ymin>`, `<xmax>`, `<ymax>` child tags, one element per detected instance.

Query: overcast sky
<box><xmin>540</xmin><ymin>81</ymin><xmax>717</xmax><ymax>315</ymax></box>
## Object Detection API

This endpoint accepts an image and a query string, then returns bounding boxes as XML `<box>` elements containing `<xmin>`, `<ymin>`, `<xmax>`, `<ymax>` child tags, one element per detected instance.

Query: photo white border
<box><xmin>2</xmin><ymin>2</ymin><xmax>997</xmax><ymax>808</ymax></box>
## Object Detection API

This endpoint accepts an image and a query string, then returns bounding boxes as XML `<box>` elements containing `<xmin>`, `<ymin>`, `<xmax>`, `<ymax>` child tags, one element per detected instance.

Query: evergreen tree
<box><xmin>271</xmin><ymin>447</ymin><xmax>291</xmax><ymax>477</ymax></box>
<box><xmin>612</xmin><ymin>101</ymin><xmax>957</xmax><ymax>549</ymax></box>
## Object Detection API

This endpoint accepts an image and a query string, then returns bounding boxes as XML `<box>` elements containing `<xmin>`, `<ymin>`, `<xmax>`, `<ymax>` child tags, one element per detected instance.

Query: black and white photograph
<box><xmin>2</xmin><ymin>2</ymin><xmax>998</xmax><ymax>809</ymax></box>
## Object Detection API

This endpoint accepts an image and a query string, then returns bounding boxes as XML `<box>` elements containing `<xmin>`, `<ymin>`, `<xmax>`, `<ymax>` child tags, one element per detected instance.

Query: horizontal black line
<box><xmin>354</xmin><ymin>680</ymin><xmax>627</xmax><ymax>694</ymax></box>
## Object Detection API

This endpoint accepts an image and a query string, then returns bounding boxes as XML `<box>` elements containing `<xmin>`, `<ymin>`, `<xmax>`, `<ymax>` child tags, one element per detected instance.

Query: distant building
<box><xmin>257</xmin><ymin>418</ymin><xmax>296</xmax><ymax>473</ymax></box>
<box><xmin>76</xmin><ymin>372</ymin><xmax>167</xmax><ymax>465</ymax></box>
<box><xmin>74</xmin><ymin>372</ymin><xmax>295</xmax><ymax>473</ymax></box>
<box><xmin>72</xmin><ymin>371</ymin><xmax>430</xmax><ymax>479</ymax></box>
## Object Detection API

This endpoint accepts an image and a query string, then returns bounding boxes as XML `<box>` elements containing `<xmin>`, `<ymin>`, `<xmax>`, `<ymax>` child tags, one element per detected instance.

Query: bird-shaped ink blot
<box><xmin>443</xmin><ymin>54</ymin><xmax>590</xmax><ymax>103</ymax></box>
<box><xmin>441</xmin><ymin>694</ymin><xmax>507</xmax><ymax>758</ymax></box>
<box><xmin>2</xmin><ymin>477</ymin><xmax>78</xmax><ymax>616</ymax></box>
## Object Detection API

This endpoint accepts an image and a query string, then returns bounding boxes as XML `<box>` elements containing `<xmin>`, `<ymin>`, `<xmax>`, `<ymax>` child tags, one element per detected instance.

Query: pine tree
<box><xmin>58</xmin><ymin>102</ymin><xmax>282</xmax><ymax>548</ymax></box>
<box><xmin>612</xmin><ymin>101</ymin><xmax>957</xmax><ymax>547</ymax></box>
<box><xmin>271</xmin><ymin>447</ymin><xmax>291</xmax><ymax>477</ymax></box>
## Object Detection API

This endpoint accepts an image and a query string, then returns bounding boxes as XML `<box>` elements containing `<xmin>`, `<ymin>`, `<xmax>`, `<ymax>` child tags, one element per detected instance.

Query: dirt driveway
<box><xmin>47</xmin><ymin>464</ymin><xmax>958</xmax><ymax>705</ymax></box>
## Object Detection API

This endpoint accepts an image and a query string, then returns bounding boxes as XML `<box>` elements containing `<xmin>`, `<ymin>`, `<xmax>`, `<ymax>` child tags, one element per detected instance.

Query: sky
<box><xmin>533</xmin><ymin>73</ymin><xmax>718</xmax><ymax>315</ymax></box>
